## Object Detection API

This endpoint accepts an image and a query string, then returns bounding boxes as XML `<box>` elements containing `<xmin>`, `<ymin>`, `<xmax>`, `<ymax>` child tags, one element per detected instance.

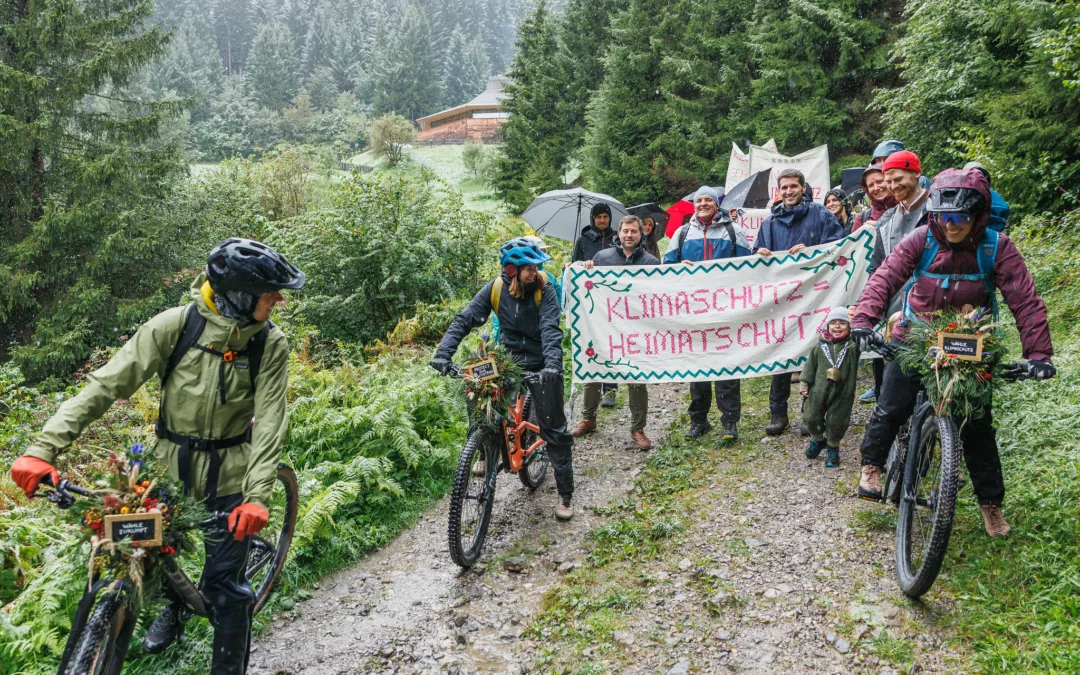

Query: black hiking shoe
<box><xmin>805</xmin><ymin>438</ymin><xmax>824</xmax><ymax>459</ymax></box>
<box><xmin>685</xmin><ymin>421</ymin><xmax>712</xmax><ymax>439</ymax></box>
<box><xmin>765</xmin><ymin>413</ymin><xmax>789</xmax><ymax>436</ymax></box>
<box><xmin>720</xmin><ymin>421</ymin><xmax>739</xmax><ymax>442</ymax></box>
<box><xmin>144</xmin><ymin>604</ymin><xmax>184</xmax><ymax>654</ymax></box>
<box><xmin>825</xmin><ymin>446</ymin><xmax>840</xmax><ymax>468</ymax></box>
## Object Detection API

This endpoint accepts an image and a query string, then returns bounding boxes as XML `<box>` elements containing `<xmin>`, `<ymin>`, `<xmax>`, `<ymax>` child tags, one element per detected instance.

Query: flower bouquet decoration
<box><xmin>895</xmin><ymin>305</ymin><xmax>1010</xmax><ymax>420</ymax></box>
<box><xmin>461</xmin><ymin>335</ymin><xmax>523</xmax><ymax>430</ymax></box>
<box><xmin>69</xmin><ymin>443</ymin><xmax>206</xmax><ymax>599</ymax></box>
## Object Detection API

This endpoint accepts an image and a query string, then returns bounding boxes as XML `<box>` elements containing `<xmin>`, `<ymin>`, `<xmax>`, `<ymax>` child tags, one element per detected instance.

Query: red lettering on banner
<box><xmin>715</xmin><ymin>326</ymin><xmax>733</xmax><ymax>350</ymax></box>
<box><xmin>607</xmin><ymin>298</ymin><xmax>625</xmax><ymax>322</ymax></box>
<box><xmin>690</xmin><ymin>329</ymin><xmax>710</xmax><ymax>351</ymax></box>
<box><xmin>730</xmin><ymin>286</ymin><xmax>750</xmax><ymax>310</ymax></box>
<box><xmin>623</xmin><ymin>297</ymin><xmax>640</xmax><ymax>320</ymax></box>
<box><xmin>786</xmin><ymin>311</ymin><xmax>814</xmax><ymax>339</ymax></box>
<box><xmin>786</xmin><ymin>279</ymin><xmax>804</xmax><ymax>302</ymax></box>
<box><xmin>753</xmin><ymin>321</ymin><xmax>769</xmax><ymax>345</ymax></box>
<box><xmin>768</xmin><ymin>318</ymin><xmax>787</xmax><ymax>343</ymax></box>
<box><xmin>655</xmin><ymin>331</ymin><xmax>677</xmax><ymax>354</ymax></box>
<box><xmin>712</xmin><ymin>288</ymin><xmax>728</xmax><ymax>312</ymax></box>
<box><xmin>678</xmin><ymin>330</ymin><xmax>694</xmax><ymax>353</ymax></box>
<box><xmin>609</xmin><ymin>334</ymin><xmax>625</xmax><ymax>358</ymax></box>
<box><xmin>645</xmin><ymin>330</ymin><xmax>655</xmax><ymax>355</ymax></box>
<box><xmin>638</xmin><ymin>294</ymin><xmax>651</xmax><ymax>319</ymax></box>
<box><xmin>626</xmin><ymin>333</ymin><xmax>641</xmax><ymax>355</ymax></box>
<box><xmin>652</xmin><ymin>294</ymin><xmax>674</xmax><ymax>317</ymax></box>
<box><xmin>813</xmin><ymin>307</ymin><xmax>832</xmax><ymax>333</ymax></box>
<box><xmin>691</xmin><ymin>289</ymin><xmax>710</xmax><ymax>314</ymax></box>
<box><xmin>675</xmin><ymin>292</ymin><xmax>690</xmax><ymax>316</ymax></box>
<box><xmin>737</xmin><ymin>323</ymin><xmax>754</xmax><ymax>347</ymax></box>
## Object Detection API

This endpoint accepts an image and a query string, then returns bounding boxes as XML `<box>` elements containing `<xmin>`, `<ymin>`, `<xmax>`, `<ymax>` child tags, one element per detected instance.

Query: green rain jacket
<box><xmin>800</xmin><ymin>336</ymin><xmax>860</xmax><ymax>442</ymax></box>
<box><xmin>24</xmin><ymin>274</ymin><xmax>290</xmax><ymax>508</ymax></box>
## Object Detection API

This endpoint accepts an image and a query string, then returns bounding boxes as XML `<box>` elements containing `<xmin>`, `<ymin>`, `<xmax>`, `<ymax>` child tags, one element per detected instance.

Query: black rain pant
<box><xmin>526</xmin><ymin>373</ymin><xmax>575</xmax><ymax>497</ymax></box>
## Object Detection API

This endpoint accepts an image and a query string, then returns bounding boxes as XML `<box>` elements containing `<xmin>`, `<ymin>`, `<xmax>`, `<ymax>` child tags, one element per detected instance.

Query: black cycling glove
<box><xmin>850</xmin><ymin>327</ymin><xmax>880</xmax><ymax>352</ymax></box>
<box><xmin>1026</xmin><ymin>360</ymin><xmax>1056</xmax><ymax>380</ymax></box>
<box><xmin>429</xmin><ymin>358</ymin><xmax>452</xmax><ymax>375</ymax></box>
<box><xmin>538</xmin><ymin>368</ymin><xmax>562</xmax><ymax>384</ymax></box>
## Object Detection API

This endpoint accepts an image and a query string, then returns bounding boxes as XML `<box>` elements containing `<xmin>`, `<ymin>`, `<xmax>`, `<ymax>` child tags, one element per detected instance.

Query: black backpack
<box><xmin>161</xmin><ymin>303</ymin><xmax>271</xmax><ymax>393</ymax></box>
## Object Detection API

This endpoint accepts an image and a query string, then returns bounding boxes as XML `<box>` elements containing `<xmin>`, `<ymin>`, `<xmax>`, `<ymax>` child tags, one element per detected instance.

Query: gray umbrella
<box><xmin>521</xmin><ymin>188</ymin><xmax>628</xmax><ymax>243</ymax></box>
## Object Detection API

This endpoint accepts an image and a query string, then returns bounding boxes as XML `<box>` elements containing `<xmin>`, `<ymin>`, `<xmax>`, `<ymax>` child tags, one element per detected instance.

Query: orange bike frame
<box><xmin>502</xmin><ymin>394</ymin><xmax>544</xmax><ymax>473</ymax></box>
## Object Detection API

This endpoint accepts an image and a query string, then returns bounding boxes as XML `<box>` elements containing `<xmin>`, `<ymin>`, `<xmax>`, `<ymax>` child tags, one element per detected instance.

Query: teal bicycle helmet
<box><xmin>499</xmin><ymin>237</ymin><xmax>552</xmax><ymax>267</ymax></box>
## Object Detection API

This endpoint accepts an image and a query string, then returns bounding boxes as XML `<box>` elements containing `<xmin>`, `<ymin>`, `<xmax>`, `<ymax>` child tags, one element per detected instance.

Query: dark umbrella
<box><xmin>627</xmin><ymin>203</ymin><xmax>669</xmax><ymax>231</ymax></box>
<box><xmin>841</xmin><ymin>167</ymin><xmax>864</xmax><ymax>194</ymax></box>
<box><xmin>723</xmin><ymin>171</ymin><xmax>772</xmax><ymax>210</ymax></box>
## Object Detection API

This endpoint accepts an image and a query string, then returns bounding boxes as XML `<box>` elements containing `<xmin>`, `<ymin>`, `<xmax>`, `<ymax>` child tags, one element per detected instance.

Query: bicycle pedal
<box><xmin>858</xmin><ymin>494</ymin><xmax>885</xmax><ymax>503</ymax></box>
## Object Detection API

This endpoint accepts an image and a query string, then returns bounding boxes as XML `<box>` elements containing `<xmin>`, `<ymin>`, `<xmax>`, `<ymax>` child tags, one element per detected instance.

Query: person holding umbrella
<box><xmin>755</xmin><ymin>169</ymin><xmax>845</xmax><ymax>436</ymax></box>
<box><xmin>664</xmin><ymin>186</ymin><xmax>753</xmax><ymax>442</ymax></box>
<box><xmin>570</xmin><ymin>202</ymin><xmax>620</xmax><ymax>407</ymax></box>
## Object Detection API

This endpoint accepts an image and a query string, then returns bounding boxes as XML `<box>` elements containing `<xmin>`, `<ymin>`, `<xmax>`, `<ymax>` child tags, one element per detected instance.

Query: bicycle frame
<box><xmin>501</xmin><ymin>393</ymin><xmax>544</xmax><ymax>473</ymax></box>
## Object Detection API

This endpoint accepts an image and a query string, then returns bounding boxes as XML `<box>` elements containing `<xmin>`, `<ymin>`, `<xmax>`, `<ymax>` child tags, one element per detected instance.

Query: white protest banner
<box><xmin>733</xmin><ymin>207</ymin><xmax>770</xmax><ymax>248</ymax></box>
<box><xmin>567</xmin><ymin>228</ymin><xmax>875</xmax><ymax>384</ymax></box>
<box><xmin>724</xmin><ymin>139</ymin><xmax>778</xmax><ymax>194</ymax></box>
<box><xmin>750</xmin><ymin>144</ymin><xmax>831</xmax><ymax>203</ymax></box>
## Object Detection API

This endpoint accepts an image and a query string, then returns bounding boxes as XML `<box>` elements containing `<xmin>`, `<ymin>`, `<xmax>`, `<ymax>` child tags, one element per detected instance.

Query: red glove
<box><xmin>228</xmin><ymin>503</ymin><xmax>269</xmax><ymax>541</ymax></box>
<box><xmin>11</xmin><ymin>456</ymin><xmax>60</xmax><ymax>498</ymax></box>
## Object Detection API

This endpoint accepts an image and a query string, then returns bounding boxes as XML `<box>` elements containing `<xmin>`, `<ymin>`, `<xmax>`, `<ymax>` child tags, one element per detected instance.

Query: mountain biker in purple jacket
<box><xmin>851</xmin><ymin>168</ymin><xmax>1055</xmax><ymax>537</ymax></box>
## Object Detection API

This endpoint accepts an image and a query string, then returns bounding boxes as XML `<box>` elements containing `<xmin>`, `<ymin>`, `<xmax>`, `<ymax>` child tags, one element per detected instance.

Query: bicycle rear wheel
<box><xmin>61</xmin><ymin>588</ymin><xmax>133</xmax><ymax>675</ymax></box>
<box><xmin>895</xmin><ymin>414</ymin><xmax>961</xmax><ymax>598</ymax></box>
<box><xmin>448</xmin><ymin>429</ymin><xmax>497</xmax><ymax>568</ymax></box>
<box><xmin>518</xmin><ymin>396</ymin><xmax>549</xmax><ymax>490</ymax></box>
<box><xmin>248</xmin><ymin>463</ymin><xmax>299</xmax><ymax>614</ymax></box>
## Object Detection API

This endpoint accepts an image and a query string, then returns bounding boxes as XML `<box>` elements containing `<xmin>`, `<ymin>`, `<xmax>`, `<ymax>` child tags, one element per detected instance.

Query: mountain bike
<box><xmin>863</xmin><ymin>340</ymin><xmax>1032</xmax><ymax>598</ymax></box>
<box><xmin>38</xmin><ymin>463</ymin><xmax>298</xmax><ymax>675</ymax></box>
<box><xmin>447</xmin><ymin>369</ymin><xmax>549</xmax><ymax>568</ymax></box>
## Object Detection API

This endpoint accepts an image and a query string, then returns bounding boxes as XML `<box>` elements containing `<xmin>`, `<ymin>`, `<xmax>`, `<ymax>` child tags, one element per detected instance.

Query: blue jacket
<box><xmin>988</xmin><ymin>189</ymin><xmax>1010</xmax><ymax>232</ymax></box>
<box><xmin>662</xmin><ymin>213</ymin><xmax>752</xmax><ymax>263</ymax></box>
<box><xmin>491</xmin><ymin>268</ymin><xmax>561</xmax><ymax>344</ymax></box>
<box><xmin>756</xmin><ymin>196</ymin><xmax>845</xmax><ymax>252</ymax></box>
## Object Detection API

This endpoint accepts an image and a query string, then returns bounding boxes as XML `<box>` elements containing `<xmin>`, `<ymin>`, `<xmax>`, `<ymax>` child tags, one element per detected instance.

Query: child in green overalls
<box><xmin>801</xmin><ymin>307</ymin><xmax>861</xmax><ymax>467</ymax></box>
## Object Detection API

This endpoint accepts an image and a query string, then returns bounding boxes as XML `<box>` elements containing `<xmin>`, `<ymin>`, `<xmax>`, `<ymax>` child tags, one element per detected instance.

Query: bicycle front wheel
<box><xmin>61</xmin><ymin>588</ymin><xmax>133</xmax><ymax>675</ymax></box>
<box><xmin>248</xmin><ymin>463</ymin><xmax>300</xmax><ymax>614</ymax></box>
<box><xmin>895</xmin><ymin>414</ymin><xmax>961</xmax><ymax>598</ymax></box>
<box><xmin>448</xmin><ymin>428</ymin><xmax>497</xmax><ymax>568</ymax></box>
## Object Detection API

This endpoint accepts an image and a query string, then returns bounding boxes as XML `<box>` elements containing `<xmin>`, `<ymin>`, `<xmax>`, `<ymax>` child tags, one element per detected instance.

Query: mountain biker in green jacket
<box><xmin>10</xmin><ymin>239</ymin><xmax>305</xmax><ymax>675</ymax></box>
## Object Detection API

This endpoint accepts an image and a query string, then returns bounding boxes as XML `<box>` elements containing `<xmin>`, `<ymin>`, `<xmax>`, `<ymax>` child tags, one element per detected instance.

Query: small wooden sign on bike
<box><xmin>936</xmin><ymin>332</ymin><xmax>984</xmax><ymax>362</ymax></box>
<box><xmin>463</xmin><ymin>358</ymin><xmax>499</xmax><ymax>382</ymax></box>
<box><xmin>104</xmin><ymin>511</ymin><xmax>163</xmax><ymax>547</ymax></box>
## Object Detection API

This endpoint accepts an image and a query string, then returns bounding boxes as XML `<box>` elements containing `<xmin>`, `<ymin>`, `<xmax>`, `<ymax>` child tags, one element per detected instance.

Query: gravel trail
<box><xmin>251</xmin><ymin>375</ymin><xmax>961</xmax><ymax>674</ymax></box>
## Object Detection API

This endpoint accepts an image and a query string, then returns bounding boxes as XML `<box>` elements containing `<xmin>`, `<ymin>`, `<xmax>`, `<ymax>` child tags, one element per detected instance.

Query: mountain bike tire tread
<box><xmin>896</xmin><ymin>415</ymin><xmax>961</xmax><ymax>598</ymax></box>
<box><xmin>62</xmin><ymin>591</ymin><xmax>123</xmax><ymax>675</ymax></box>
<box><xmin>448</xmin><ymin>429</ymin><xmax>495</xmax><ymax>568</ymax></box>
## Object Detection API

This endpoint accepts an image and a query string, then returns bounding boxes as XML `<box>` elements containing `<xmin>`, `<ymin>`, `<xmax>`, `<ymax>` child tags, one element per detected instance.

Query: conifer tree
<box><xmin>0</xmin><ymin>0</ymin><xmax>188</xmax><ymax>380</ymax></box>
<box><xmin>442</xmin><ymin>25</ymin><xmax>491</xmax><ymax>107</ymax></box>
<box><xmin>371</xmin><ymin>6</ymin><xmax>442</xmax><ymax>120</ymax></box>
<box><xmin>248</xmin><ymin>23</ymin><xmax>302</xmax><ymax>110</ymax></box>
<box><xmin>494</xmin><ymin>0</ymin><xmax>566</xmax><ymax>210</ymax></box>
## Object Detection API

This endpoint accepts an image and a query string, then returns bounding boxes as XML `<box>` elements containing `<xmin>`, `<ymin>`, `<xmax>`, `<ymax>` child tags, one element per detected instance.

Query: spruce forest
<box><xmin>2</xmin><ymin>0</ymin><xmax>1080</xmax><ymax>672</ymax></box>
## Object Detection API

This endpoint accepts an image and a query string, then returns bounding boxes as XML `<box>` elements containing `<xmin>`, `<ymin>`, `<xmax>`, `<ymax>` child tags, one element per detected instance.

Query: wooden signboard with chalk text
<box><xmin>104</xmin><ymin>511</ymin><xmax>164</xmax><ymax>547</ymax></box>
<box><xmin>936</xmin><ymin>333</ymin><xmax>985</xmax><ymax>362</ymax></box>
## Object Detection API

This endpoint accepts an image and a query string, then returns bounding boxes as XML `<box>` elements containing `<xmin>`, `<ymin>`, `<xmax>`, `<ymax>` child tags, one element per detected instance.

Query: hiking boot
<box><xmin>685</xmin><ymin>421</ymin><xmax>712</xmax><ymax>439</ymax></box>
<box><xmin>858</xmin><ymin>388</ymin><xmax>876</xmax><ymax>404</ymax></box>
<box><xmin>765</xmin><ymin>413</ymin><xmax>789</xmax><ymax>436</ymax></box>
<box><xmin>720</xmin><ymin>421</ymin><xmax>739</xmax><ymax>442</ymax></box>
<box><xmin>555</xmin><ymin>495</ymin><xmax>574</xmax><ymax>521</ymax></box>
<box><xmin>572</xmin><ymin>419</ymin><xmax>597</xmax><ymax>437</ymax></box>
<box><xmin>858</xmin><ymin>465</ymin><xmax>883</xmax><ymax>500</ymax></box>
<box><xmin>805</xmin><ymin>438</ymin><xmax>824</xmax><ymax>459</ymax></box>
<box><xmin>630</xmin><ymin>429</ymin><xmax>652</xmax><ymax>451</ymax></box>
<box><xmin>979</xmin><ymin>505</ymin><xmax>1010</xmax><ymax>538</ymax></box>
<box><xmin>601</xmin><ymin>390</ymin><xmax>617</xmax><ymax>408</ymax></box>
<box><xmin>472</xmin><ymin>460</ymin><xmax>486</xmax><ymax>476</ymax></box>
<box><xmin>144</xmin><ymin>604</ymin><xmax>184</xmax><ymax>654</ymax></box>
<box><xmin>825</xmin><ymin>446</ymin><xmax>840</xmax><ymax>468</ymax></box>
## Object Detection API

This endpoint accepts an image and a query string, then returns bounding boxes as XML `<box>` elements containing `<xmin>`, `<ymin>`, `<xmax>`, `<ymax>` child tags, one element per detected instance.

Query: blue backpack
<box><xmin>901</xmin><ymin>228</ymin><xmax>1000</xmax><ymax>322</ymax></box>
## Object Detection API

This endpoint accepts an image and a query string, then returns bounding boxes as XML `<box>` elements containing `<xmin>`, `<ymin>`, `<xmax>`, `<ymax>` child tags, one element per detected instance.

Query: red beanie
<box><xmin>882</xmin><ymin>150</ymin><xmax>922</xmax><ymax>174</ymax></box>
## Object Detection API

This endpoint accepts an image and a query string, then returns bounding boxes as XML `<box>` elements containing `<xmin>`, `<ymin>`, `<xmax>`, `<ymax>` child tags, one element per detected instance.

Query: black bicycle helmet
<box><xmin>206</xmin><ymin>239</ymin><xmax>306</xmax><ymax>320</ymax></box>
<box><xmin>927</xmin><ymin>186</ymin><xmax>984</xmax><ymax>214</ymax></box>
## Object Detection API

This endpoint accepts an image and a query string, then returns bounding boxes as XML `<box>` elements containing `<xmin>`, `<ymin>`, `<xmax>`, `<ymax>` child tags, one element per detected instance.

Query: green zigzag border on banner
<box><xmin>568</xmin><ymin>229</ymin><xmax>876</xmax><ymax>381</ymax></box>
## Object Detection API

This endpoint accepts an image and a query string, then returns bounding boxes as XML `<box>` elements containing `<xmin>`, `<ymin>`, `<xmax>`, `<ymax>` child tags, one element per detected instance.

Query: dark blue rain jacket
<box><xmin>756</xmin><ymin>195</ymin><xmax>845</xmax><ymax>252</ymax></box>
